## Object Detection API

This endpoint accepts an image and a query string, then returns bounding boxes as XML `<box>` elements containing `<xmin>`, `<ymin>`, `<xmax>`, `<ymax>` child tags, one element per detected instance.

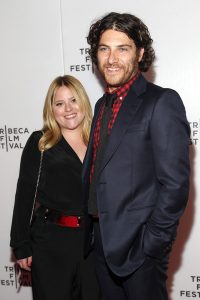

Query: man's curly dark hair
<box><xmin>87</xmin><ymin>12</ymin><xmax>155</xmax><ymax>72</ymax></box>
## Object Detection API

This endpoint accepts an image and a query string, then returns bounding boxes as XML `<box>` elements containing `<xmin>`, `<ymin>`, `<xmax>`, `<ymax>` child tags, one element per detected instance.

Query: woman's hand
<box><xmin>17</xmin><ymin>256</ymin><xmax>32</xmax><ymax>271</ymax></box>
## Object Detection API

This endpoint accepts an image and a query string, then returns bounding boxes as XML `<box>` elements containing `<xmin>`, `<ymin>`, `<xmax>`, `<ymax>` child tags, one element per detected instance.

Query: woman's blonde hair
<box><xmin>38</xmin><ymin>75</ymin><xmax>92</xmax><ymax>151</ymax></box>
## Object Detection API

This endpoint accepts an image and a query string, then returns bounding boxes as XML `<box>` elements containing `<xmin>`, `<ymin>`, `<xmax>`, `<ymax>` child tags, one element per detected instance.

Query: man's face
<box><xmin>97</xmin><ymin>29</ymin><xmax>144</xmax><ymax>92</ymax></box>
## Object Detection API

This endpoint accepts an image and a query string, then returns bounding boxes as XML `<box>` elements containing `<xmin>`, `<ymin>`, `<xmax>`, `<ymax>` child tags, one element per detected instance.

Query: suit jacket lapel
<box><xmin>82</xmin><ymin>96</ymin><xmax>104</xmax><ymax>181</ymax></box>
<box><xmin>99</xmin><ymin>75</ymin><xmax>147</xmax><ymax>174</ymax></box>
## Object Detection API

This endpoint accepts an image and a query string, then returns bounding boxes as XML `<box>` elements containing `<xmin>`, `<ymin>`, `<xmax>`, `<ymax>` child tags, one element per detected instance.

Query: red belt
<box><xmin>35</xmin><ymin>206</ymin><xmax>84</xmax><ymax>228</ymax></box>
<box><xmin>56</xmin><ymin>215</ymin><xmax>82</xmax><ymax>227</ymax></box>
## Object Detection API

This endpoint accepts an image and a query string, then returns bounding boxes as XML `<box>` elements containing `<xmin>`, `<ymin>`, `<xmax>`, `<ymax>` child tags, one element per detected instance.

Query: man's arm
<box><xmin>143</xmin><ymin>89</ymin><xmax>190</xmax><ymax>258</ymax></box>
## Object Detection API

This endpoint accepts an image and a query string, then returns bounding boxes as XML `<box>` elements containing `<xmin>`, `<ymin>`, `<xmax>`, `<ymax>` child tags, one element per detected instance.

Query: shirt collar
<box><xmin>105</xmin><ymin>71</ymin><xmax>141</xmax><ymax>99</ymax></box>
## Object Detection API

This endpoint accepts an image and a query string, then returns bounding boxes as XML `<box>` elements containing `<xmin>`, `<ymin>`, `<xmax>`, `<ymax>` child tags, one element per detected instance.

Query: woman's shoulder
<box><xmin>24</xmin><ymin>130</ymin><xmax>43</xmax><ymax>151</ymax></box>
<box><xmin>28</xmin><ymin>130</ymin><xmax>43</xmax><ymax>141</ymax></box>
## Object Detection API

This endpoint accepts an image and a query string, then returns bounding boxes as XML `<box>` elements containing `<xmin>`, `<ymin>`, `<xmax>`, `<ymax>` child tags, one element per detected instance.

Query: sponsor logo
<box><xmin>69</xmin><ymin>47</ymin><xmax>94</xmax><ymax>73</ymax></box>
<box><xmin>0</xmin><ymin>126</ymin><xmax>29</xmax><ymax>151</ymax></box>
<box><xmin>0</xmin><ymin>265</ymin><xmax>31</xmax><ymax>290</ymax></box>
<box><xmin>180</xmin><ymin>275</ymin><xmax>200</xmax><ymax>298</ymax></box>
<box><xmin>189</xmin><ymin>120</ymin><xmax>199</xmax><ymax>146</ymax></box>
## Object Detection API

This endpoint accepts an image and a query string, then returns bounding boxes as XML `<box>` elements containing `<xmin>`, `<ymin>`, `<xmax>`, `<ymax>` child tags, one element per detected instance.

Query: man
<box><xmin>83</xmin><ymin>12</ymin><xmax>190</xmax><ymax>300</ymax></box>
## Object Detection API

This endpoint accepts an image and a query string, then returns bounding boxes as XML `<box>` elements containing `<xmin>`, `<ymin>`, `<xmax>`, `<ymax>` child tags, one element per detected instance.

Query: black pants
<box><xmin>94</xmin><ymin>222</ymin><xmax>169</xmax><ymax>300</ymax></box>
<box><xmin>31</xmin><ymin>216</ymin><xmax>100</xmax><ymax>300</ymax></box>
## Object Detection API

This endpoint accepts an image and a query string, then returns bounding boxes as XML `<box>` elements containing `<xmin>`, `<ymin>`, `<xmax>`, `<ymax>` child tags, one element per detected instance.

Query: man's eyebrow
<box><xmin>117</xmin><ymin>44</ymin><xmax>132</xmax><ymax>48</ymax></box>
<box><xmin>98</xmin><ymin>44</ymin><xmax>132</xmax><ymax>48</ymax></box>
<box><xmin>98</xmin><ymin>43</ymin><xmax>108</xmax><ymax>47</ymax></box>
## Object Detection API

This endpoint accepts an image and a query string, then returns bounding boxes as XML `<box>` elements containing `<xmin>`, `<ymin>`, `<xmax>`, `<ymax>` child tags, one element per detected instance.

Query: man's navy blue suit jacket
<box><xmin>83</xmin><ymin>74</ymin><xmax>190</xmax><ymax>277</ymax></box>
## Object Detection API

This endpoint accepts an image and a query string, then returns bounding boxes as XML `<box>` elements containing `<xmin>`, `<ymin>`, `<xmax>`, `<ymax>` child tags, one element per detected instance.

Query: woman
<box><xmin>10</xmin><ymin>75</ymin><xmax>100</xmax><ymax>300</ymax></box>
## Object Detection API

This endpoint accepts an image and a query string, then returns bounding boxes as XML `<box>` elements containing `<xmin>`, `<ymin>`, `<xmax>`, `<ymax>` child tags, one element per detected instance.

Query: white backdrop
<box><xmin>0</xmin><ymin>1</ymin><xmax>199</xmax><ymax>299</ymax></box>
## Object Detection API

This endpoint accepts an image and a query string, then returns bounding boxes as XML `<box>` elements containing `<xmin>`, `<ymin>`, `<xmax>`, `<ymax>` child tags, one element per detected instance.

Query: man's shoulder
<box><xmin>147</xmin><ymin>81</ymin><xmax>163</xmax><ymax>91</ymax></box>
<box><xmin>146</xmin><ymin>80</ymin><xmax>180</xmax><ymax>97</ymax></box>
<box><xmin>96</xmin><ymin>95</ymin><xmax>105</xmax><ymax>104</ymax></box>
<box><xmin>131</xmin><ymin>74</ymin><xmax>166</xmax><ymax>98</ymax></box>
<box><xmin>144</xmin><ymin>81</ymin><xmax>186</xmax><ymax>118</ymax></box>
<box><xmin>94</xmin><ymin>95</ymin><xmax>105</xmax><ymax>113</ymax></box>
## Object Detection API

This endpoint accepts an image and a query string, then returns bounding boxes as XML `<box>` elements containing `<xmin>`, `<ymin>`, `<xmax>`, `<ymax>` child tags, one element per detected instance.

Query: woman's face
<box><xmin>52</xmin><ymin>86</ymin><xmax>85</xmax><ymax>133</ymax></box>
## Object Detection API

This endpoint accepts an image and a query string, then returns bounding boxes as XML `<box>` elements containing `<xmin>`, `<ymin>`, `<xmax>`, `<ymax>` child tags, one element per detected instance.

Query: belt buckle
<box><xmin>77</xmin><ymin>216</ymin><xmax>82</xmax><ymax>227</ymax></box>
<box><xmin>44</xmin><ymin>208</ymin><xmax>51</xmax><ymax>220</ymax></box>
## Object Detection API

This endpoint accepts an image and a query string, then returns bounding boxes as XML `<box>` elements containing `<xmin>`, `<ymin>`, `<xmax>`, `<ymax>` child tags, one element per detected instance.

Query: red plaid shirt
<box><xmin>90</xmin><ymin>72</ymin><xmax>140</xmax><ymax>183</ymax></box>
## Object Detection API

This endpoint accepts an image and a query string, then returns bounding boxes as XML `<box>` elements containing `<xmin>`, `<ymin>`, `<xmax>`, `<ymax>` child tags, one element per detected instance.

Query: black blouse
<box><xmin>10</xmin><ymin>131</ymin><xmax>83</xmax><ymax>260</ymax></box>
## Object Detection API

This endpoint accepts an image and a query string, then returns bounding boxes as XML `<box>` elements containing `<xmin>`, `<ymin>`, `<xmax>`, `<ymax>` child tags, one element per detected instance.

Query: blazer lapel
<box><xmin>99</xmin><ymin>75</ymin><xmax>147</xmax><ymax>174</ymax></box>
<box><xmin>82</xmin><ymin>97</ymin><xmax>104</xmax><ymax>181</ymax></box>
